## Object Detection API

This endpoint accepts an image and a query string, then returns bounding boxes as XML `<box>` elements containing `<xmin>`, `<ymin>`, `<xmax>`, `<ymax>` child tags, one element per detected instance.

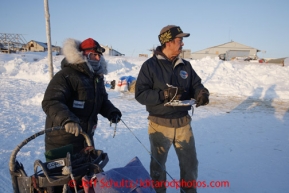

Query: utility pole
<box><xmin>44</xmin><ymin>0</ymin><xmax>53</xmax><ymax>80</ymax></box>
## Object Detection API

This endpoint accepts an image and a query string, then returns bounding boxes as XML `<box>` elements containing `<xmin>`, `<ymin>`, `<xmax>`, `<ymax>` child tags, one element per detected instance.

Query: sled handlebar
<box><xmin>9</xmin><ymin>126</ymin><xmax>92</xmax><ymax>173</ymax></box>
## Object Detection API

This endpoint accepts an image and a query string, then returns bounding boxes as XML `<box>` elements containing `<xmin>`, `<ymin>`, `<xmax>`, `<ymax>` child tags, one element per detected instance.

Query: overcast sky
<box><xmin>1</xmin><ymin>0</ymin><xmax>288</xmax><ymax>58</ymax></box>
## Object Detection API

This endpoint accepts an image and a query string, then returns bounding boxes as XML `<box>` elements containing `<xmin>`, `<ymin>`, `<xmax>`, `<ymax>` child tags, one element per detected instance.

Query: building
<box><xmin>23</xmin><ymin>40</ymin><xmax>61</xmax><ymax>53</ymax></box>
<box><xmin>101</xmin><ymin>45</ymin><xmax>124</xmax><ymax>56</ymax></box>
<box><xmin>139</xmin><ymin>54</ymin><xmax>148</xmax><ymax>57</ymax></box>
<box><xmin>191</xmin><ymin>41</ymin><xmax>261</xmax><ymax>60</ymax></box>
<box><xmin>180</xmin><ymin>49</ymin><xmax>191</xmax><ymax>59</ymax></box>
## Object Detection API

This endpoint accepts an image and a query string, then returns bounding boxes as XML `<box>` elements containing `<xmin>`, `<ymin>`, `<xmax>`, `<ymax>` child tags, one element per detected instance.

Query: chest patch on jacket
<box><xmin>180</xmin><ymin>70</ymin><xmax>188</xmax><ymax>79</ymax></box>
<box><xmin>73</xmin><ymin>100</ymin><xmax>85</xmax><ymax>109</ymax></box>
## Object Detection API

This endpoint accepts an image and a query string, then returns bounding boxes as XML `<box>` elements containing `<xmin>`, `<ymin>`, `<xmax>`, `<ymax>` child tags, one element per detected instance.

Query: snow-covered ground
<box><xmin>0</xmin><ymin>52</ymin><xmax>288</xmax><ymax>192</ymax></box>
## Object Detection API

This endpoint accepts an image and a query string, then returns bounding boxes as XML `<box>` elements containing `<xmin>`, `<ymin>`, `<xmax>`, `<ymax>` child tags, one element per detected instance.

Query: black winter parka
<box><xmin>42</xmin><ymin>39</ymin><xmax>121</xmax><ymax>152</ymax></box>
<box><xmin>135</xmin><ymin>48</ymin><xmax>206</xmax><ymax>119</ymax></box>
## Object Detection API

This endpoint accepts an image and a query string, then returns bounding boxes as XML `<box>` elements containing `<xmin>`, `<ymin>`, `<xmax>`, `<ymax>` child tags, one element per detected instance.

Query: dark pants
<box><xmin>148</xmin><ymin>121</ymin><xmax>198</xmax><ymax>193</ymax></box>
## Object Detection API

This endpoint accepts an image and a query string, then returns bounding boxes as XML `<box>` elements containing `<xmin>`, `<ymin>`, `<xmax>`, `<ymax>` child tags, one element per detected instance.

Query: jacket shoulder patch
<box><xmin>180</xmin><ymin>70</ymin><xmax>188</xmax><ymax>79</ymax></box>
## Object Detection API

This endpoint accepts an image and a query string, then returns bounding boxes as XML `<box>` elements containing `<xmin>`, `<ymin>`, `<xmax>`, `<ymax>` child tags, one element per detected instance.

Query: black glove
<box><xmin>109</xmin><ymin>112</ymin><xmax>121</xmax><ymax>123</ymax></box>
<box><xmin>64</xmin><ymin>122</ymin><xmax>82</xmax><ymax>136</ymax></box>
<box><xmin>196</xmin><ymin>88</ymin><xmax>209</xmax><ymax>107</ymax></box>
<box><xmin>163</xmin><ymin>87</ymin><xmax>184</xmax><ymax>101</ymax></box>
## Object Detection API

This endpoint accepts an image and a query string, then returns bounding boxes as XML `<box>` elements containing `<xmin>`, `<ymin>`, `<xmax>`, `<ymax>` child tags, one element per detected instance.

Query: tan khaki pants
<box><xmin>148</xmin><ymin>120</ymin><xmax>198</xmax><ymax>193</ymax></box>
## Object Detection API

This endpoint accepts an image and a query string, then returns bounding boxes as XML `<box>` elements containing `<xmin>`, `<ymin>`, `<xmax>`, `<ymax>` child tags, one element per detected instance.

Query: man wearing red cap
<box><xmin>42</xmin><ymin>38</ymin><xmax>121</xmax><ymax>154</ymax></box>
<box><xmin>135</xmin><ymin>25</ymin><xmax>209</xmax><ymax>193</ymax></box>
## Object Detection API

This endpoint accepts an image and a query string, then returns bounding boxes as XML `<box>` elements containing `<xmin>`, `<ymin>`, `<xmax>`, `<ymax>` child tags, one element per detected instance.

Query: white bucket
<box><xmin>120</xmin><ymin>79</ymin><xmax>128</xmax><ymax>92</ymax></box>
<box><xmin>115</xmin><ymin>80</ymin><xmax>122</xmax><ymax>91</ymax></box>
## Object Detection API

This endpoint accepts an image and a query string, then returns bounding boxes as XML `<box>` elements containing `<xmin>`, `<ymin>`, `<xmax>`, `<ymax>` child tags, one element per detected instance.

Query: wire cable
<box><xmin>120</xmin><ymin>119</ymin><xmax>186</xmax><ymax>193</ymax></box>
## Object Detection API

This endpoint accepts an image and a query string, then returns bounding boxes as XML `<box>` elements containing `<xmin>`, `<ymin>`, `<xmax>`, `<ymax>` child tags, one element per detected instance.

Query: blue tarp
<box><xmin>119</xmin><ymin>76</ymin><xmax>136</xmax><ymax>85</ymax></box>
<box><xmin>85</xmin><ymin>157</ymin><xmax>156</xmax><ymax>193</ymax></box>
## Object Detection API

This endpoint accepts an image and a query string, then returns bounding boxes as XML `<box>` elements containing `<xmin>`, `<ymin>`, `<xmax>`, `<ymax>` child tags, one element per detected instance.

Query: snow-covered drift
<box><xmin>0</xmin><ymin>52</ymin><xmax>288</xmax><ymax>193</ymax></box>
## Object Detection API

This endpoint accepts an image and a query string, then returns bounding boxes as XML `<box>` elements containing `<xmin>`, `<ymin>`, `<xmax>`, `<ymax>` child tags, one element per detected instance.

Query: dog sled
<box><xmin>9</xmin><ymin>127</ymin><xmax>155</xmax><ymax>193</ymax></box>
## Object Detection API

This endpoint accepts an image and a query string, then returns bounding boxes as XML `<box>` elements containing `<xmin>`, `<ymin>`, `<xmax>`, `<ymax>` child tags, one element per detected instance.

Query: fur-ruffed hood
<box><xmin>62</xmin><ymin>38</ymin><xmax>86</xmax><ymax>64</ymax></box>
<box><xmin>61</xmin><ymin>38</ymin><xmax>108</xmax><ymax>75</ymax></box>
